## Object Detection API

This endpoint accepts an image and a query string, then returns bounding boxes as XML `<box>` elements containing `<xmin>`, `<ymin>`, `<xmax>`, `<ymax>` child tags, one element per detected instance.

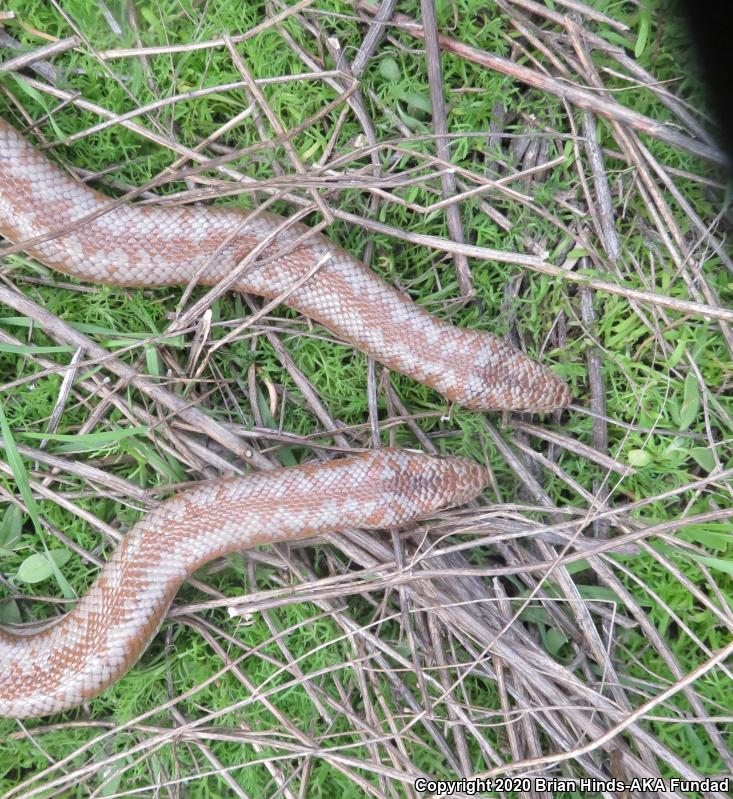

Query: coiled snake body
<box><xmin>0</xmin><ymin>118</ymin><xmax>568</xmax><ymax>718</ymax></box>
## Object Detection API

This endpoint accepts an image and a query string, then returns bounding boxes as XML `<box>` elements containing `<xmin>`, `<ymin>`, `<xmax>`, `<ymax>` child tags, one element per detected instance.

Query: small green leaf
<box><xmin>689</xmin><ymin>447</ymin><xmax>715</xmax><ymax>472</ymax></box>
<box><xmin>680</xmin><ymin>523</ymin><xmax>731</xmax><ymax>551</ymax></box>
<box><xmin>543</xmin><ymin>627</ymin><xmax>569</xmax><ymax>657</ymax></box>
<box><xmin>301</xmin><ymin>139</ymin><xmax>321</xmax><ymax>160</ymax></box>
<box><xmin>404</xmin><ymin>91</ymin><xmax>432</xmax><ymax>115</ymax></box>
<box><xmin>667</xmin><ymin>335</ymin><xmax>688</xmax><ymax>368</ymax></box>
<box><xmin>140</xmin><ymin>6</ymin><xmax>160</xmax><ymax>29</ymax></box>
<box><xmin>256</xmin><ymin>387</ymin><xmax>297</xmax><ymax>467</ymax></box>
<box><xmin>519</xmin><ymin>605</ymin><xmax>552</xmax><ymax>626</ymax></box>
<box><xmin>0</xmin><ymin>505</ymin><xmax>22</xmax><ymax>550</ymax></box>
<box><xmin>635</xmin><ymin>8</ymin><xmax>651</xmax><ymax>59</ymax></box>
<box><xmin>679</xmin><ymin>372</ymin><xmax>700</xmax><ymax>430</ymax></box>
<box><xmin>17</xmin><ymin>550</ymin><xmax>72</xmax><ymax>584</ymax></box>
<box><xmin>379</xmin><ymin>57</ymin><xmax>400</xmax><ymax>81</ymax></box>
<box><xmin>145</xmin><ymin>346</ymin><xmax>161</xmax><ymax>378</ymax></box>
<box><xmin>0</xmin><ymin>343</ymin><xmax>74</xmax><ymax>355</ymax></box>
<box><xmin>628</xmin><ymin>449</ymin><xmax>652</xmax><ymax>467</ymax></box>
<box><xmin>576</xmin><ymin>586</ymin><xmax>621</xmax><ymax>605</ymax></box>
<box><xmin>601</xmin><ymin>30</ymin><xmax>634</xmax><ymax>50</ymax></box>
<box><xmin>19</xmin><ymin>426</ymin><xmax>147</xmax><ymax>452</ymax></box>
<box><xmin>577</xmin><ymin>584</ymin><xmax>653</xmax><ymax>607</ymax></box>
<box><xmin>396</xmin><ymin>106</ymin><xmax>423</xmax><ymax>130</ymax></box>
<box><xmin>7</xmin><ymin>76</ymin><xmax>64</xmax><ymax>139</ymax></box>
<box><xmin>127</xmin><ymin>440</ymin><xmax>186</xmax><ymax>483</ymax></box>
<box><xmin>0</xmin><ymin>399</ymin><xmax>42</xmax><ymax>537</ymax></box>
<box><xmin>0</xmin><ymin>599</ymin><xmax>21</xmax><ymax>625</ymax></box>
<box><xmin>564</xmin><ymin>558</ymin><xmax>590</xmax><ymax>574</ymax></box>
<box><xmin>689</xmin><ymin>554</ymin><xmax>733</xmax><ymax>577</ymax></box>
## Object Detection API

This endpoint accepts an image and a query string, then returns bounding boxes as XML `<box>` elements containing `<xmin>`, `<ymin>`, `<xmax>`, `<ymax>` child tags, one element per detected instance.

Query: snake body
<box><xmin>0</xmin><ymin>450</ymin><xmax>488</xmax><ymax>718</ymax></box>
<box><xmin>0</xmin><ymin>118</ymin><xmax>570</xmax><ymax>412</ymax></box>
<box><xmin>0</xmin><ymin>118</ymin><xmax>563</xmax><ymax>718</ymax></box>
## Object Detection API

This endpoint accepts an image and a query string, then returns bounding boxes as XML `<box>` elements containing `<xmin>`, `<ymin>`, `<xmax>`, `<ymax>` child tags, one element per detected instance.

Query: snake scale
<box><xmin>0</xmin><ymin>117</ymin><xmax>569</xmax><ymax>718</ymax></box>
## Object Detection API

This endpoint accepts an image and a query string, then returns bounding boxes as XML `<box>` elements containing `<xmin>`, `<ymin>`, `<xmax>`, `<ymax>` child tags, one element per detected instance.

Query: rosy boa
<box><xmin>0</xmin><ymin>118</ymin><xmax>568</xmax><ymax>718</ymax></box>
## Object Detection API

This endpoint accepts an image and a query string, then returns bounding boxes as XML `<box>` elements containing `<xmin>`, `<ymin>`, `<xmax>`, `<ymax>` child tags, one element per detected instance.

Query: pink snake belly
<box><xmin>0</xmin><ymin>118</ymin><xmax>564</xmax><ymax>718</ymax></box>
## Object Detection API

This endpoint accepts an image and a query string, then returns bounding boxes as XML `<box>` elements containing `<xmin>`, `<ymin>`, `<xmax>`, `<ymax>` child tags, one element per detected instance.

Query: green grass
<box><xmin>0</xmin><ymin>0</ymin><xmax>731</xmax><ymax>796</ymax></box>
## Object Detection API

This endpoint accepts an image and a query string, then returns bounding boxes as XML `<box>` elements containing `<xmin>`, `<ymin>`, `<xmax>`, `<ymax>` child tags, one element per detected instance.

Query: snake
<box><xmin>0</xmin><ymin>117</ymin><xmax>568</xmax><ymax>718</ymax></box>
<box><xmin>0</xmin><ymin>449</ymin><xmax>488</xmax><ymax>718</ymax></box>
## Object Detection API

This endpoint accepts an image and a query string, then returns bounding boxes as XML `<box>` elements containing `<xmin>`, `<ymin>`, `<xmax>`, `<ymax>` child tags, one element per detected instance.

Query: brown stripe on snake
<box><xmin>0</xmin><ymin>117</ymin><xmax>570</xmax><ymax>411</ymax></box>
<box><xmin>0</xmin><ymin>449</ymin><xmax>489</xmax><ymax>718</ymax></box>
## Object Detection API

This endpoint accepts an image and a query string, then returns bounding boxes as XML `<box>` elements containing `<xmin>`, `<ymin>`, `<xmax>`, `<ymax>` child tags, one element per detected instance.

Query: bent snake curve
<box><xmin>0</xmin><ymin>118</ymin><xmax>566</xmax><ymax>718</ymax></box>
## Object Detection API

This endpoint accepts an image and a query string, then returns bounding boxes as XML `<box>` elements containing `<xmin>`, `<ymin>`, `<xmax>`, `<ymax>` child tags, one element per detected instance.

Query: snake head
<box><xmin>442</xmin><ymin>331</ymin><xmax>572</xmax><ymax>413</ymax></box>
<box><xmin>361</xmin><ymin>449</ymin><xmax>489</xmax><ymax>527</ymax></box>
